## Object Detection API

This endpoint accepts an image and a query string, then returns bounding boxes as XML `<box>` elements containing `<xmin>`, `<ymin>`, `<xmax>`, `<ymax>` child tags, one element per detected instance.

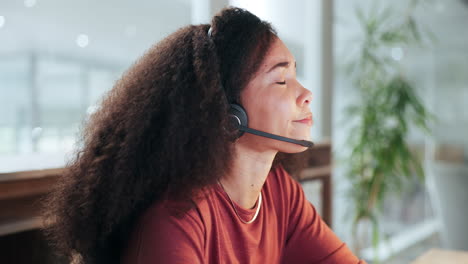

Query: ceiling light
<box><xmin>24</xmin><ymin>0</ymin><xmax>37</xmax><ymax>8</ymax></box>
<box><xmin>0</xmin><ymin>16</ymin><xmax>5</xmax><ymax>28</ymax></box>
<box><xmin>76</xmin><ymin>34</ymin><xmax>89</xmax><ymax>48</ymax></box>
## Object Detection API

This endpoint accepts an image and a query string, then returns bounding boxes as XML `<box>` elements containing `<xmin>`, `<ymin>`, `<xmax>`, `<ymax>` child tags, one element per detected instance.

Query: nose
<box><xmin>298</xmin><ymin>86</ymin><xmax>313</xmax><ymax>107</ymax></box>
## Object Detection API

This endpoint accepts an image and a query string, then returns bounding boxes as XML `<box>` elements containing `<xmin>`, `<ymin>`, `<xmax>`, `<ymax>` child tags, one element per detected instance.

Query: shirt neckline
<box><xmin>213</xmin><ymin>182</ymin><xmax>261</xmax><ymax>217</ymax></box>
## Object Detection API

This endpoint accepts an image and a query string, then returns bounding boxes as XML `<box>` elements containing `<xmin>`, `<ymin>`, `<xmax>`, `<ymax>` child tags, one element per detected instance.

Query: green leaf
<box><xmin>407</xmin><ymin>17</ymin><xmax>422</xmax><ymax>43</ymax></box>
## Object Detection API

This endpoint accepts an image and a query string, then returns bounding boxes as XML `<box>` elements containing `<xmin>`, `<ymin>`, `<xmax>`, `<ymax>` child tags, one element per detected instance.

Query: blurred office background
<box><xmin>1</xmin><ymin>0</ymin><xmax>467</xmax><ymax>263</ymax></box>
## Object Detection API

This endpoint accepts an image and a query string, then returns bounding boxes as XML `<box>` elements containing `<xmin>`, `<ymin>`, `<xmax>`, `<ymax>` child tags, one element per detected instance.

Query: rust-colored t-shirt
<box><xmin>122</xmin><ymin>165</ymin><xmax>366</xmax><ymax>263</ymax></box>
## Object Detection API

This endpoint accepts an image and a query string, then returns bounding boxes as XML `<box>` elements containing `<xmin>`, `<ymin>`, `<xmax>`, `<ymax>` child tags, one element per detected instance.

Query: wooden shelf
<box><xmin>298</xmin><ymin>165</ymin><xmax>332</xmax><ymax>181</ymax></box>
<box><xmin>297</xmin><ymin>142</ymin><xmax>333</xmax><ymax>228</ymax></box>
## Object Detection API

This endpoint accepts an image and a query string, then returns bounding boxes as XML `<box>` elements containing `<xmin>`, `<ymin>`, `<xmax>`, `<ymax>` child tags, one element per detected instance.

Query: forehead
<box><xmin>260</xmin><ymin>38</ymin><xmax>295</xmax><ymax>71</ymax></box>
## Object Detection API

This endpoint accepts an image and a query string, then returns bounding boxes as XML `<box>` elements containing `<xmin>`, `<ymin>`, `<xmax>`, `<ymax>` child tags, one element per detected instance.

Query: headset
<box><xmin>228</xmin><ymin>104</ymin><xmax>314</xmax><ymax>148</ymax></box>
<box><xmin>209</xmin><ymin>26</ymin><xmax>314</xmax><ymax>148</ymax></box>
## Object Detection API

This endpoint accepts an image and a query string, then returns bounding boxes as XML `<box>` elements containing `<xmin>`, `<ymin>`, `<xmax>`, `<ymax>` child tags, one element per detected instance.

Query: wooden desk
<box><xmin>411</xmin><ymin>249</ymin><xmax>468</xmax><ymax>264</ymax></box>
<box><xmin>0</xmin><ymin>168</ymin><xmax>62</xmax><ymax>236</ymax></box>
<box><xmin>0</xmin><ymin>169</ymin><xmax>64</xmax><ymax>264</ymax></box>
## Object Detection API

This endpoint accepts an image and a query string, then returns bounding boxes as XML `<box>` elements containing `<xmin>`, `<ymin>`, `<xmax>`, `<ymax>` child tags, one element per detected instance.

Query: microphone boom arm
<box><xmin>239</xmin><ymin>125</ymin><xmax>314</xmax><ymax>148</ymax></box>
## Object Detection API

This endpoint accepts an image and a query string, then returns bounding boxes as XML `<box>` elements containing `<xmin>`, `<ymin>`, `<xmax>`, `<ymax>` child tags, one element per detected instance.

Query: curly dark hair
<box><xmin>42</xmin><ymin>7</ymin><xmax>310</xmax><ymax>264</ymax></box>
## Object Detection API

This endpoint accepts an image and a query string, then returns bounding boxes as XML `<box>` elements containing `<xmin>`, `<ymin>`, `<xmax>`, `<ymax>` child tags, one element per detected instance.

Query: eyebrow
<box><xmin>266</xmin><ymin>61</ymin><xmax>297</xmax><ymax>73</ymax></box>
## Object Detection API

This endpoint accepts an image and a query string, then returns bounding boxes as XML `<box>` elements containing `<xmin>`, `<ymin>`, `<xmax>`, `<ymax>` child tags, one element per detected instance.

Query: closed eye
<box><xmin>276</xmin><ymin>81</ymin><xmax>286</xmax><ymax>85</ymax></box>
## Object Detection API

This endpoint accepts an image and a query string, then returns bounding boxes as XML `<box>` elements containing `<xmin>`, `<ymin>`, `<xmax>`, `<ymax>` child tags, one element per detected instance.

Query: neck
<box><xmin>219</xmin><ymin>143</ymin><xmax>277</xmax><ymax>209</ymax></box>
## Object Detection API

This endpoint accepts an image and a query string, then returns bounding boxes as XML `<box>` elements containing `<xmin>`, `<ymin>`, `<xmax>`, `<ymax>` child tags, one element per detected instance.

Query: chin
<box><xmin>277</xmin><ymin>143</ymin><xmax>310</xmax><ymax>154</ymax></box>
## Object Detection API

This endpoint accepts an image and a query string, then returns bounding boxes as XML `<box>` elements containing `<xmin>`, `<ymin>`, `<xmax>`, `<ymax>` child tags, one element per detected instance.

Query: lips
<box><xmin>293</xmin><ymin>114</ymin><xmax>313</xmax><ymax>126</ymax></box>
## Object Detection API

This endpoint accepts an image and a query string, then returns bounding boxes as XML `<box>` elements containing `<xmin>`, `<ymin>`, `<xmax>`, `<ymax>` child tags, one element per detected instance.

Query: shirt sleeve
<box><xmin>123</xmin><ymin>202</ymin><xmax>205</xmax><ymax>264</ymax></box>
<box><xmin>280</xmin><ymin>166</ymin><xmax>367</xmax><ymax>264</ymax></box>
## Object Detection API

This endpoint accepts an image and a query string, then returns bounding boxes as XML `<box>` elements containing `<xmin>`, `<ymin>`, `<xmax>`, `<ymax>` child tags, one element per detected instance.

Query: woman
<box><xmin>43</xmin><ymin>7</ymin><xmax>365</xmax><ymax>264</ymax></box>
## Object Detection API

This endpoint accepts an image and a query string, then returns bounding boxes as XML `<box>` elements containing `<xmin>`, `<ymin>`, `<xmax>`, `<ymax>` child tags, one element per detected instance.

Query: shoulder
<box><xmin>122</xmin><ymin>198</ymin><xmax>209</xmax><ymax>263</ymax></box>
<box><xmin>138</xmin><ymin>192</ymin><xmax>216</xmax><ymax>243</ymax></box>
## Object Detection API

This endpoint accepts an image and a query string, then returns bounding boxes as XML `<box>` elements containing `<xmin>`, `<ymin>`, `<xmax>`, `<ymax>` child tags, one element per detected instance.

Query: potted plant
<box><xmin>341</xmin><ymin>0</ymin><xmax>435</xmax><ymax>261</ymax></box>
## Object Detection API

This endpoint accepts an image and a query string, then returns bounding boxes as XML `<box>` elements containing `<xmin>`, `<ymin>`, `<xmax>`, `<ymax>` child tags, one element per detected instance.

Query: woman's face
<box><xmin>239</xmin><ymin>37</ymin><xmax>313</xmax><ymax>153</ymax></box>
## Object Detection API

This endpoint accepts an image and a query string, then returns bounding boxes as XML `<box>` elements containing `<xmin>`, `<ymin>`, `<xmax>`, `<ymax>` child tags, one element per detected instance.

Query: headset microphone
<box><xmin>229</xmin><ymin>103</ymin><xmax>314</xmax><ymax>148</ymax></box>
<box><xmin>239</xmin><ymin>125</ymin><xmax>314</xmax><ymax>147</ymax></box>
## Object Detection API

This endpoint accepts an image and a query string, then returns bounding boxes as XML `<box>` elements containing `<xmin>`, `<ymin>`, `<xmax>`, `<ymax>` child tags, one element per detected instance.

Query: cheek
<box><xmin>261</xmin><ymin>94</ymin><xmax>295</xmax><ymax>132</ymax></box>
<box><xmin>242</xmin><ymin>80</ymin><xmax>296</xmax><ymax>131</ymax></box>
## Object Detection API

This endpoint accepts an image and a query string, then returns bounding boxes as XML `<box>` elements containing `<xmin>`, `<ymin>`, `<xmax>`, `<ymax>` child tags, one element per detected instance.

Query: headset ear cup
<box><xmin>228</xmin><ymin>103</ymin><xmax>248</xmax><ymax>138</ymax></box>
